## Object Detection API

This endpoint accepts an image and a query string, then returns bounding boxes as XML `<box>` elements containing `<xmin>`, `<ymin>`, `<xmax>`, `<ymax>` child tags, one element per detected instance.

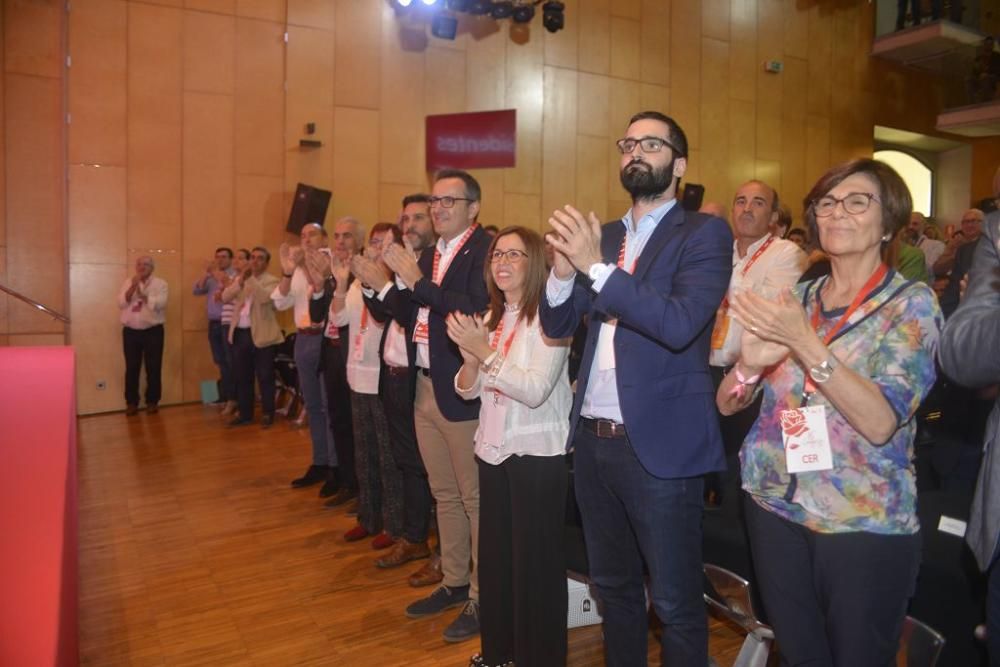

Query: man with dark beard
<box><xmin>541</xmin><ymin>111</ymin><xmax>733</xmax><ymax>665</ymax></box>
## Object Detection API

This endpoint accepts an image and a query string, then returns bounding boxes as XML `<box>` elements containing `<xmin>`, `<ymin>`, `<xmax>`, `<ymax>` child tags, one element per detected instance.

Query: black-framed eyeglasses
<box><xmin>812</xmin><ymin>192</ymin><xmax>881</xmax><ymax>218</ymax></box>
<box><xmin>428</xmin><ymin>195</ymin><xmax>474</xmax><ymax>208</ymax></box>
<box><xmin>490</xmin><ymin>249</ymin><xmax>528</xmax><ymax>263</ymax></box>
<box><xmin>615</xmin><ymin>136</ymin><xmax>681</xmax><ymax>155</ymax></box>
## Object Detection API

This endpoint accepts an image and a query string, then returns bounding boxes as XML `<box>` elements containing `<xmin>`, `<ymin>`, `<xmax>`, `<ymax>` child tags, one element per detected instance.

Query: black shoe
<box><xmin>260</xmin><ymin>414</ymin><xmax>274</xmax><ymax>429</ymax></box>
<box><xmin>404</xmin><ymin>584</ymin><xmax>470</xmax><ymax>619</ymax></box>
<box><xmin>291</xmin><ymin>465</ymin><xmax>328</xmax><ymax>488</ymax></box>
<box><xmin>323</xmin><ymin>487</ymin><xmax>357</xmax><ymax>508</ymax></box>
<box><xmin>318</xmin><ymin>478</ymin><xmax>339</xmax><ymax>498</ymax></box>
<box><xmin>226</xmin><ymin>416</ymin><xmax>253</xmax><ymax>428</ymax></box>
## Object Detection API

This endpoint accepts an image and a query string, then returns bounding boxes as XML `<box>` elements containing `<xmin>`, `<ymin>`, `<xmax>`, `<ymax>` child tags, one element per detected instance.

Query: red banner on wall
<box><xmin>426</xmin><ymin>109</ymin><xmax>517</xmax><ymax>171</ymax></box>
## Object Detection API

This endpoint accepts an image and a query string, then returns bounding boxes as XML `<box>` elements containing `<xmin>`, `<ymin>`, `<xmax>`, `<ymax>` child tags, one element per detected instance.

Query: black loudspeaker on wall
<box><xmin>285</xmin><ymin>183</ymin><xmax>333</xmax><ymax>234</ymax></box>
<box><xmin>681</xmin><ymin>183</ymin><xmax>705</xmax><ymax>212</ymax></box>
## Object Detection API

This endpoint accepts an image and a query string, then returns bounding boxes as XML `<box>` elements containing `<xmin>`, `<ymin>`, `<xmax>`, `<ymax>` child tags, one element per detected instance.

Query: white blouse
<box><xmin>331</xmin><ymin>281</ymin><xmax>384</xmax><ymax>395</ymax></box>
<box><xmin>454</xmin><ymin>309</ymin><xmax>572</xmax><ymax>465</ymax></box>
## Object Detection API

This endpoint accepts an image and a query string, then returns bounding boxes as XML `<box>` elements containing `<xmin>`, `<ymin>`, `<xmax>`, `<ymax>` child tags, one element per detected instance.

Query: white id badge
<box><xmin>780</xmin><ymin>405</ymin><xmax>834</xmax><ymax>473</ymax></box>
<box><xmin>480</xmin><ymin>397</ymin><xmax>508</xmax><ymax>449</ymax></box>
<box><xmin>596</xmin><ymin>320</ymin><xmax>617</xmax><ymax>371</ymax></box>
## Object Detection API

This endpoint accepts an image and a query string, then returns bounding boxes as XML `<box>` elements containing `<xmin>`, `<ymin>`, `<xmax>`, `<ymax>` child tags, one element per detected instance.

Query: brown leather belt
<box><xmin>297</xmin><ymin>327</ymin><xmax>324</xmax><ymax>336</ymax></box>
<box><xmin>581</xmin><ymin>417</ymin><xmax>628</xmax><ymax>439</ymax></box>
<box><xmin>385</xmin><ymin>366</ymin><xmax>410</xmax><ymax>377</ymax></box>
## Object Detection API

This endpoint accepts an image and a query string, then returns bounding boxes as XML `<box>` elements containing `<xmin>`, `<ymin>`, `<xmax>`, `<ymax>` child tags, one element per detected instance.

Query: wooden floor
<box><xmin>78</xmin><ymin>403</ymin><xmax>747</xmax><ymax>666</ymax></box>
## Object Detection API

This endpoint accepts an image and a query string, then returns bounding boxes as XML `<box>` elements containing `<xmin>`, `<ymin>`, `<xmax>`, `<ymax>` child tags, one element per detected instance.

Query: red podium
<box><xmin>0</xmin><ymin>347</ymin><xmax>78</xmax><ymax>666</ymax></box>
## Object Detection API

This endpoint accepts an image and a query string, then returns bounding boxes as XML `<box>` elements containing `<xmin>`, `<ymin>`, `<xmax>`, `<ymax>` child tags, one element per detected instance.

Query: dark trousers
<box><xmin>323</xmin><ymin>339</ymin><xmax>356</xmax><ymax>488</ymax></box>
<box><xmin>123</xmin><ymin>324</ymin><xmax>164</xmax><ymax>406</ymax></box>
<box><xmin>208</xmin><ymin>319</ymin><xmax>234</xmax><ymax>401</ymax></box>
<box><xmin>352</xmin><ymin>391</ymin><xmax>403</xmax><ymax>536</ymax></box>
<box><xmin>478</xmin><ymin>454</ymin><xmax>568</xmax><ymax>667</ymax></box>
<box><xmin>744</xmin><ymin>495</ymin><xmax>921</xmax><ymax>667</ymax></box>
<box><xmin>380</xmin><ymin>366</ymin><xmax>432</xmax><ymax>543</ymax></box>
<box><xmin>573</xmin><ymin>428</ymin><xmax>707</xmax><ymax>667</ymax></box>
<box><xmin>231</xmin><ymin>328</ymin><xmax>276</xmax><ymax>421</ymax></box>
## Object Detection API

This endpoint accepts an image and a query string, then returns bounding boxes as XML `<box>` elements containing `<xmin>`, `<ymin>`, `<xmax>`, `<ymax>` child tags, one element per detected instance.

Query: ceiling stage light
<box><xmin>467</xmin><ymin>0</ymin><xmax>493</xmax><ymax>15</ymax></box>
<box><xmin>431</xmin><ymin>12</ymin><xmax>458</xmax><ymax>39</ymax></box>
<box><xmin>542</xmin><ymin>1</ymin><xmax>564</xmax><ymax>33</ymax></box>
<box><xmin>511</xmin><ymin>2</ymin><xmax>534</xmax><ymax>23</ymax></box>
<box><xmin>490</xmin><ymin>0</ymin><xmax>513</xmax><ymax>18</ymax></box>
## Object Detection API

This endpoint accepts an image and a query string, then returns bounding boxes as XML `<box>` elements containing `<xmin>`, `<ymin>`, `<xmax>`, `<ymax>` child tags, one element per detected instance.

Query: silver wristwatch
<box><xmin>808</xmin><ymin>355</ymin><xmax>838</xmax><ymax>384</ymax></box>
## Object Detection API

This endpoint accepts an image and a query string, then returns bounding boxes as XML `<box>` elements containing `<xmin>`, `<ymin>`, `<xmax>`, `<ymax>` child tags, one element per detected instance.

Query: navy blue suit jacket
<box><xmin>365</xmin><ymin>226</ymin><xmax>491</xmax><ymax>422</ymax></box>
<box><xmin>539</xmin><ymin>205</ymin><xmax>733</xmax><ymax>478</ymax></box>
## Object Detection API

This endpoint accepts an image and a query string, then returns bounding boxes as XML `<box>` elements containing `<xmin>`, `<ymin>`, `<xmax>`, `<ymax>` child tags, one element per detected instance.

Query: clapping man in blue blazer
<box><xmin>541</xmin><ymin>111</ymin><xmax>733</xmax><ymax>666</ymax></box>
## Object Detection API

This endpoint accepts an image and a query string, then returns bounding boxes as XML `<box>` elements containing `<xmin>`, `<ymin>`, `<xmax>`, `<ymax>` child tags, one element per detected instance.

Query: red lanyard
<box><xmin>360</xmin><ymin>304</ymin><xmax>369</xmax><ymax>332</ymax></box>
<box><xmin>617</xmin><ymin>235</ymin><xmax>638</xmax><ymax>274</ymax></box>
<box><xmin>803</xmin><ymin>263</ymin><xmax>889</xmax><ymax>394</ymax></box>
<box><xmin>740</xmin><ymin>236</ymin><xmax>775</xmax><ymax>277</ymax></box>
<box><xmin>490</xmin><ymin>313</ymin><xmax>518</xmax><ymax>357</ymax></box>
<box><xmin>432</xmin><ymin>224</ymin><xmax>478</xmax><ymax>285</ymax></box>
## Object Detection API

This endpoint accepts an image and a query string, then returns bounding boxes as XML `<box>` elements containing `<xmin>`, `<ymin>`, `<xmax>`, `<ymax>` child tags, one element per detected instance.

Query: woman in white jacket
<box><xmin>447</xmin><ymin>226</ymin><xmax>572</xmax><ymax>667</ymax></box>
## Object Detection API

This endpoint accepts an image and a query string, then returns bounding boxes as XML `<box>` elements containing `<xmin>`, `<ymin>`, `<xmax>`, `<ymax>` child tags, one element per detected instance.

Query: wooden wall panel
<box><xmin>577</xmin><ymin>73</ymin><xmax>609</xmax><ymax>138</ymax></box>
<box><xmin>0</xmin><ymin>249</ymin><xmax>8</xmax><ymax>335</ymax></box>
<box><xmin>701</xmin><ymin>38</ymin><xmax>730</xmax><ymax>204</ymax></box>
<box><xmin>804</xmin><ymin>113</ymin><xmax>831</xmax><ymax>190</ymax></box>
<box><xmin>607</xmin><ymin>77</ymin><xmax>639</xmax><ymax>200</ymax></box>
<box><xmin>541</xmin><ymin>66</ymin><xmax>577</xmax><ymax>224</ymax></box>
<box><xmin>640</xmin><ymin>82</ymin><xmax>669</xmax><ymax>114</ymax></box>
<box><xmin>236</xmin><ymin>0</ymin><xmax>284</xmax><ymax>22</ymax></box>
<box><xmin>576</xmin><ymin>135</ymin><xmax>609</xmax><ymax>223</ymax></box>
<box><xmin>468</xmin><ymin>168</ymin><xmax>504</xmax><ymax>228</ymax></box>
<box><xmin>609</xmin><ymin>17</ymin><xmax>640</xmax><ymax>81</ymax></box>
<box><xmin>5</xmin><ymin>74</ymin><xmax>65</xmax><ymax>334</ymax></box>
<box><xmin>183</xmin><ymin>10</ymin><xmax>236</xmax><ymax>94</ymax></box>
<box><xmin>70</xmin><ymin>262</ymin><xmax>126</xmax><ymax>414</ymax></box>
<box><xmin>8</xmin><ymin>333</ymin><xmax>66</xmax><ymax>345</ymax></box>
<box><xmin>466</xmin><ymin>27</ymin><xmax>505</xmax><ymax>112</ymax></box>
<box><xmin>4</xmin><ymin>0</ymin><xmax>63</xmax><ymax>77</ymax></box>
<box><xmin>783</xmin><ymin>0</ymin><xmax>808</xmax><ymax>59</ymax></box>
<box><xmin>669</xmin><ymin>0</ymin><xmax>701</xmax><ymax>150</ymax></box>
<box><xmin>639</xmin><ymin>0</ymin><xmax>669</xmax><ymax>87</ymax></box>
<box><xmin>378</xmin><ymin>183</ymin><xmax>423</xmax><ymax>225</ymax></box>
<box><xmin>702</xmin><ymin>0</ymin><xmax>730</xmax><ymax>42</ymax></box>
<box><xmin>153</xmin><ymin>252</ymin><xmax>184</xmax><ymax>404</ymax></box>
<box><xmin>128</xmin><ymin>3</ymin><xmax>183</xmax><ymax>250</ymax></box>
<box><xmin>379</xmin><ymin>12</ymin><xmax>424</xmax><ymax>188</ymax></box>
<box><xmin>503</xmin><ymin>34</ymin><xmax>543</xmax><ymax>195</ymax></box>
<box><xmin>334</xmin><ymin>0</ymin><xmax>380</xmax><ymax>109</ymax></box>
<box><xmin>68</xmin><ymin>0</ymin><xmax>127</xmax><ymax>166</ymax></box>
<box><xmin>285</xmin><ymin>26</ymin><xmax>334</xmax><ymax>200</ymax></box>
<box><xmin>805</xmin><ymin>2</ymin><xmax>831</xmax><ymax>117</ymax></box>
<box><xmin>69</xmin><ymin>165</ymin><xmax>127</xmax><ymax>265</ymax></box>
<box><xmin>610</xmin><ymin>0</ymin><xmax>640</xmax><ymax>20</ymax></box>
<box><xmin>577</xmin><ymin>0</ymin><xmax>609</xmax><ymax>75</ymax></box>
<box><xmin>182</xmin><ymin>92</ymin><xmax>235</xmax><ymax>261</ymax></box>
<box><xmin>235</xmin><ymin>174</ymin><xmax>285</xmax><ymax>252</ymax></box>
<box><xmin>332</xmin><ymin>106</ymin><xmax>379</xmax><ymax>225</ymax></box>
<box><xmin>287</xmin><ymin>0</ymin><xmax>333</xmax><ymax>29</ymax></box>
<box><xmin>503</xmin><ymin>192</ymin><xmax>541</xmax><ymax>231</ymax></box>
<box><xmin>425</xmin><ymin>47</ymin><xmax>466</xmax><ymax>117</ymax></box>
<box><xmin>543</xmin><ymin>0</ymin><xmax>578</xmax><ymax>70</ymax></box>
<box><xmin>183</xmin><ymin>329</ymin><xmax>219</xmax><ymax>401</ymax></box>
<box><xmin>235</xmin><ymin>18</ymin><xmax>285</xmax><ymax>177</ymax></box>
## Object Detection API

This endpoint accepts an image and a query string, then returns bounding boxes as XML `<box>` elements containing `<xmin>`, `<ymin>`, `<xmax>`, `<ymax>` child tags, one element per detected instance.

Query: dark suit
<box><xmin>366</xmin><ymin>225</ymin><xmax>491</xmax><ymax>595</ymax></box>
<box><xmin>540</xmin><ymin>203</ymin><xmax>732</xmax><ymax>665</ymax></box>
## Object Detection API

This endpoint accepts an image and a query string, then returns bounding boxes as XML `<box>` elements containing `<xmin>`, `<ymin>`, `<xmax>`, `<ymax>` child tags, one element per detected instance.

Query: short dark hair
<box><xmin>251</xmin><ymin>246</ymin><xmax>270</xmax><ymax>264</ymax></box>
<box><xmin>369</xmin><ymin>222</ymin><xmax>403</xmax><ymax>246</ymax></box>
<box><xmin>803</xmin><ymin>158</ymin><xmax>912</xmax><ymax>260</ymax></box>
<box><xmin>627</xmin><ymin>111</ymin><xmax>688</xmax><ymax>158</ymax></box>
<box><xmin>402</xmin><ymin>193</ymin><xmax>430</xmax><ymax>208</ymax></box>
<box><xmin>434</xmin><ymin>169</ymin><xmax>482</xmax><ymax>202</ymax></box>
<box><xmin>787</xmin><ymin>228</ymin><xmax>807</xmax><ymax>242</ymax></box>
<box><xmin>216</xmin><ymin>247</ymin><xmax>234</xmax><ymax>258</ymax></box>
<box><xmin>237</xmin><ymin>248</ymin><xmax>251</xmax><ymax>260</ymax></box>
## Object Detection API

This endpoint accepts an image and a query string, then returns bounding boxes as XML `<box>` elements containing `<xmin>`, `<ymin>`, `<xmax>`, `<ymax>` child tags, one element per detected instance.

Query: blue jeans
<box><xmin>294</xmin><ymin>333</ymin><xmax>336</xmax><ymax>467</ymax></box>
<box><xmin>573</xmin><ymin>428</ymin><xmax>707</xmax><ymax>667</ymax></box>
<box><xmin>208</xmin><ymin>320</ymin><xmax>234</xmax><ymax>401</ymax></box>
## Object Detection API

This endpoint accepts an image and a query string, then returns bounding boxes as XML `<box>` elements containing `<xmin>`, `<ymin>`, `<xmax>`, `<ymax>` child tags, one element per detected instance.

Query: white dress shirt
<box><xmin>269</xmin><ymin>267</ymin><xmax>323</xmax><ymax>329</ymax></box>
<box><xmin>545</xmin><ymin>199</ymin><xmax>675</xmax><ymax>423</ymax></box>
<box><xmin>709</xmin><ymin>234</ymin><xmax>806</xmax><ymax>367</ymax></box>
<box><xmin>118</xmin><ymin>276</ymin><xmax>168</xmax><ymax>329</ymax></box>
<box><xmin>330</xmin><ymin>281</ymin><xmax>384</xmax><ymax>395</ymax></box>
<box><xmin>454</xmin><ymin>310</ymin><xmax>571</xmax><ymax>465</ymax></box>
<box><xmin>414</xmin><ymin>228</ymin><xmax>471</xmax><ymax>369</ymax></box>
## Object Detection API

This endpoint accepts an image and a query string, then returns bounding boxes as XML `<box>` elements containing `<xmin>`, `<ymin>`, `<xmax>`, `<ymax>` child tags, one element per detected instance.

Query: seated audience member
<box><xmin>888</xmin><ymin>229</ymin><xmax>931</xmax><ymax>283</ymax></box>
<box><xmin>939</xmin><ymin>209</ymin><xmax>986</xmax><ymax>317</ymax></box>
<box><xmin>787</xmin><ymin>227</ymin><xmax>808</xmax><ymax>251</ymax></box>
<box><xmin>717</xmin><ymin>158</ymin><xmax>942</xmax><ymax>666</ymax></box>
<box><xmin>934</xmin><ymin>209</ymin><xmax>984</xmax><ymax>278</ymax></box>
<box><xmin>939</xmin><ymin>204</ymin><xmax>1000</xmax><ymax>667</ymax></box>
<box><xmin>325</xmin><ymin>224</ymin><xmax>404</xmax><ymax>549</ymax></box>
<box><xmin>221</xmin><ymin>247</ymin><xmax>283</xmax><ymax>428</ymax></box>
<box><xmin>447</xmin><ymin>227</ymin><xmax>572</xmax><ymax>667</ymax></box>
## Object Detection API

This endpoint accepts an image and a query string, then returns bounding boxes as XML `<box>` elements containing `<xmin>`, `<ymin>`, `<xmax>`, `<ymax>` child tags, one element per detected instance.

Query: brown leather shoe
<box><xmin>376</xmin><ymin>538</ymin><xmax>430</xmax><ymax>569</ymax></box>
<box><xmin>408</xmin><ymin>551</ymin><xmax>443</xmax><ymax>587</ymax></box>
<box><xmin>146</xmin><ymin>403</ymin><xmax>159</xmax><ymax>415</ymax></box>
<box><xmin>125</xmin><ymin>404</ymin><xmax>138</xmax><ymax>416</ymax></box>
